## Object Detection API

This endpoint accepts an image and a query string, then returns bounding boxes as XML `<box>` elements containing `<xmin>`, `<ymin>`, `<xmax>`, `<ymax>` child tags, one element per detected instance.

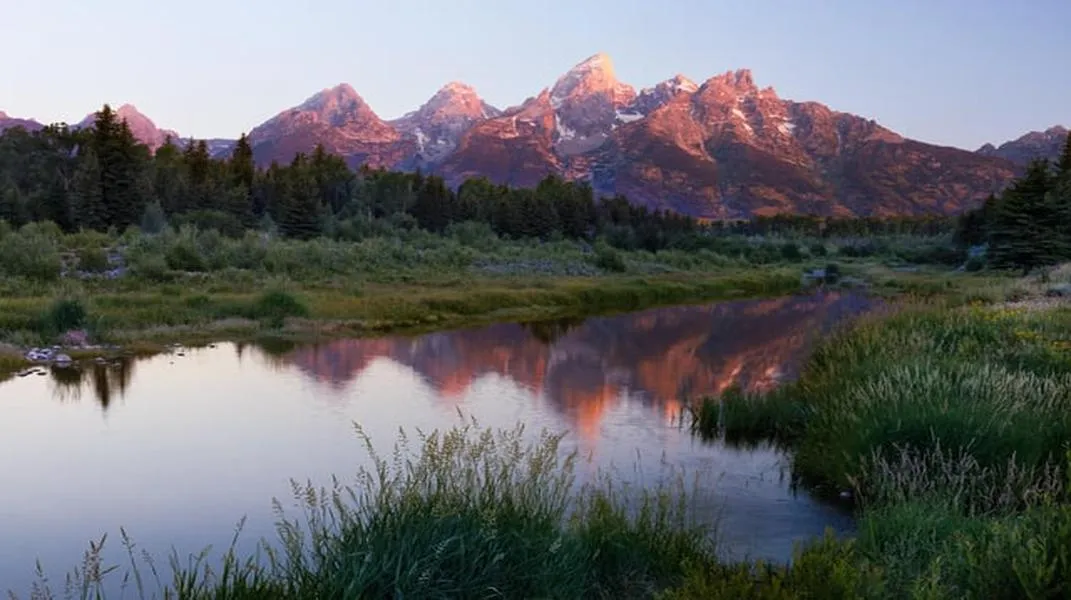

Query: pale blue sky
<box><xmin>1</xmin><ymin>0</ymin><xmax>1067</xmax><ymax>149</ymax></box>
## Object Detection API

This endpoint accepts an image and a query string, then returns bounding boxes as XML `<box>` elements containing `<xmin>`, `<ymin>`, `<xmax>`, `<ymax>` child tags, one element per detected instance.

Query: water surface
<box><xmin>0</xmin><ymin>291</ymin><xmax>872</xmax><ymax>594</ymax></box>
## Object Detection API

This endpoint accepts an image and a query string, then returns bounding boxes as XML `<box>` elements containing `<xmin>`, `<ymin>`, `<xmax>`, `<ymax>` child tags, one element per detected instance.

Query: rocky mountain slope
<box><xmin>978</xmin><ymin>125</ymin><xmax>1068</xmax><ymax>165</ymax></box>
<box><xmin>388</xmin><ymin>82</ymin><xmax>501</xmax><ymax>164</ymax></box>
<box><xmin>247</xmin><ymin>83</ymin><xmax>413</xmax><ymax>169</ymax></box>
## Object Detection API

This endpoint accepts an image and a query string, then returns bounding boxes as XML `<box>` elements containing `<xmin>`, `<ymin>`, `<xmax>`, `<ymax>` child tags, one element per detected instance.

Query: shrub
<box><xmin>446</xmin><ymin>220</ymin><xmax>500</xmax><ymax>251</ymax></box>
<box><xmin>165</xmin><ymin>239</ymin><xmax>207</xmax><ymax>272</ymax></box>
<box><xmin>964</xmin><ymin>256</ymin><xmax>985</xmax><ymax>272</ymax></box>
<box><xmin>40</xmin><ymin>298</ymin><xmax>88</xmax><ymax>337</ymax></box>
<box><xmin>594</xmin><ymin>243</ymin><xmax>627</xmax><ymax>273</ymax></box>
<box><xmin>128</xmin><ymin>251</ymin><xmax>174</xmax><ymax>282</ymax></box>
<box><xmin>780</xmin><ymin>241</ymin><xmax>803</xmax><ymax>262</ymax></box>
<box><xmin>0</xmin><ymin>231</ymin><xmax>62</xmax><ymax>281</ymax></box>
<box><xmin>824</xmin><ymin>262</ymin><xmax>842</xmax><ymax>284</ymax></box>
<box><xmin>248</xmin><ymin>290</ymin><xmax>310</xmax><ymax>327</ymax></box>
<box><xmin>809</xmin><ymin>242</ymin><xmax>828</xmax><ymax>257</ymax></box>
<box><xmin>76</xmin><ymin>247</ymin><xmax>110</xmax><ymax>273</ymax></box>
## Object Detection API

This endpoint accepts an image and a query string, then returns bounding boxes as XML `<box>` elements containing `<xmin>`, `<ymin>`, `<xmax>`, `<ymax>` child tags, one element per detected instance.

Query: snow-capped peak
<box><xmin>550</xmin><ymin>52</ymin><xmax>633</xmax><ymax>108</ymax></box>
<box><xmin>668</xmin><ymin>75</ymin><xmax>699</xmax><ymax>94</ymax></box>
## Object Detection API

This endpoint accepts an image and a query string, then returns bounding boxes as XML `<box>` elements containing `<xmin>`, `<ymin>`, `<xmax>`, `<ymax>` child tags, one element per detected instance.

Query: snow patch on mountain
<box><xmin>555</xmin><ymin>115</ymin><xmax>577</xmax><ymax>141</ymax></box>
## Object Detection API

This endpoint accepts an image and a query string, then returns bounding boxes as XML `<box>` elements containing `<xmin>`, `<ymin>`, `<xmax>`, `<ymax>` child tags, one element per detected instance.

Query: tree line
<box><xmin>956</xmin><ymin>132</ymin><xmax>1071</xmax><ymax>273</ymax></box>
<box><xmin>0</xmin><ymin>104</ymin><xmax>999</xmax><ymax>253</ymax></box>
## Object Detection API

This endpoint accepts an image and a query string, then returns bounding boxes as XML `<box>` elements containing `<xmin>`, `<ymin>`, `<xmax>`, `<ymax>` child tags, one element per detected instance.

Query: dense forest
<box><xmin>3</xmin><ymin>104</ymin><xmax>1068</xmax><ymax>269</ymax></box>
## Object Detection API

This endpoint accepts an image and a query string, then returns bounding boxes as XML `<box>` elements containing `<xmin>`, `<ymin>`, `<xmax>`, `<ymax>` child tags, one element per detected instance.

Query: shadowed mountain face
<box><xmin>978</xmin><ymin>126</ymin><xmax>1069</xmax><ymax>166</ymax></box>
<box><xmin>279</xmin><ymin>291</ymin><xmax>876</xmax><ymax>440</ymax></box>
<box><xmin>0</xmin><ymin>111</ymin><xmax>43</xmax><ymax>132</ymax></box>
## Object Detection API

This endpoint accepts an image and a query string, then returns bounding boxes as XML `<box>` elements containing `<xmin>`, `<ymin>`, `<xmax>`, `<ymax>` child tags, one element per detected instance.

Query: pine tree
<box><xmin>0</xmin><ymin>177</ymin><xmax>27</xmax><ymax>227</ymax></box>
<box><xmin>139</xmin><ymin>199</ymin><xmax>168</xmax><ymax>234</ymax></box>
<box><xmin>227</xmin><ymin>135</ymin><xmax>256</xmax><ymax>228</ymax></box>
<box><xmin>72</xmin><ymin>147</ymin><xmax>108</xmax><ymax>231</ymax></box>
<box><xmin>86</xmin><ymin>105</ymin><xmax>151</xmax><ymax>228</ymax></box>
<box><xmin>412</xmin><ymin>176</ymin><xmax>454</xmax><ymax>232</ymax></box>
<box><xmin>230</xmin><ymin>134</ymin><xmax>256</xmax><ymax>189</ymax></box>
<box><xmin>279</xmin><ymin>155</ymin><xmax>323</xmax><ymax>239</ymax></box>
<box><xmin>988</xmin><ymin>159</ymin><xmax>1063</xmax><ymax>273</ymax></box>
<box><xmin>1058</xmin><ymin>131</ymin><xmax>1071</xmax><ymax>178</ymax></box>
<box><xmin>153</xmin><ymin>137</ymin><xmax>189</xmax><ymax>215</ymax></box>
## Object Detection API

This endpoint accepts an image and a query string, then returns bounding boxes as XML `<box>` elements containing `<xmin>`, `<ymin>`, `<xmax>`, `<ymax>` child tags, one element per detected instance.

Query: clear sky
<box><xmin>1</xmin><ymin>0</ymin><xmax>1067</xmax><ymax>149</ymax></box>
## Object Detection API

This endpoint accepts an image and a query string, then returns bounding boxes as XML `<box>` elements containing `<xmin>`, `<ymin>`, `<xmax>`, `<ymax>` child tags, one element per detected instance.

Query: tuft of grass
<box><xmin>690</xmin><ymin>386</ymin><xmax>807</xmax><ymax>448</ymax></box>
<box><xmin>38</xmin><ymin>297</ymin><xmax>89</xmax><ymax>340</ymax></box>
<box><xmin>15</xmin><ymin>419</ymin><xmax>716</xmax><ymax>599</ymax></box>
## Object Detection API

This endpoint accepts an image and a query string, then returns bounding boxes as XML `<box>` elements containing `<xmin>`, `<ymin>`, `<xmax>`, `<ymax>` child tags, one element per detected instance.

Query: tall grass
<box><xmin>687</xmin><ymin>300</ymin><xmax>1071</xmax><ymax>598</ymax></box>
<box><xmin>12</xmin><ymin>419</ymin><xmax>715</xmax><ymax>599</ymax></box>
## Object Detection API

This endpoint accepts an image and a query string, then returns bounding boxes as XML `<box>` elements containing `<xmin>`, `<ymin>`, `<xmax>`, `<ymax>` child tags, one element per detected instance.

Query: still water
<box><xmin>0</xmin><ymin>291</ymin><xmax>873</xmax><ymax>594</ymax></box>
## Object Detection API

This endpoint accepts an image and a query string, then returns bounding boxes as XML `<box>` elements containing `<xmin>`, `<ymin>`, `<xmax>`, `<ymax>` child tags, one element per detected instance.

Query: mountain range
<box><xmin>2</xmin><ymin>53</ymin><xmax>1066</xmax><ymax>218</ymax></box>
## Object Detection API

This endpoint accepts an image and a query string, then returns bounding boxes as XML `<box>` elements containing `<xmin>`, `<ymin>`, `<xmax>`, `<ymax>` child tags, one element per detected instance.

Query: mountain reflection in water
<box><xmin>2</xmin><ymin>291</ymin><xmax>873</xmax><ymax>595</ymax></box>
<box><xmin>266</xmin><ymin>290</ymin><xmax>873</xmax><ymax>440</ymax></box>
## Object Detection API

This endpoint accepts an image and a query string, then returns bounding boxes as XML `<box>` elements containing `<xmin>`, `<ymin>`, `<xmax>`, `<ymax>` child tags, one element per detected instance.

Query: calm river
<box><xmin>0</xmin><ymin>291</ymin><xmax>873</xmax><ymax>595</ymax></box>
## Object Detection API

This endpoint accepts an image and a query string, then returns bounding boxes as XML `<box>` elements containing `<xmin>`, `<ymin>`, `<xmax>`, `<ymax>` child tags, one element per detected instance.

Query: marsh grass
<box><xmin>685</xmin><ymin>294</ymin><xmax>1071</xmax><ymax>598</ymax></box>
<box><xmin>0</xmin><ymin>269</ymin><xmax>800</xmax><ymax>376</ymax></box>
<box><xmin>690</xmin><ymin>386</ymin><xmax>806</xmax><ymax>449</ymax></box>
<box><xmin>11</xmin><ymin>419</ymin><xmax>716</xmax><ymax>599</ymax></box>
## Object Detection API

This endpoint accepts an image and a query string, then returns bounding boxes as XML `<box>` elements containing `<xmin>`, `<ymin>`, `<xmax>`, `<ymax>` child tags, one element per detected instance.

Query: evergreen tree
<box><xmin>72</xmin><ymin>147</ymin><xmax>108</xmax><ymax>231</ymax></box>
<box><xmin>988</xmin><ymin>159</ymin><xmax>1064</xmax><ymax>273</ymax></box>
<box><xmin>1056</xmin><ymin>131</ymin><xmax>1071</xmax><ymax>178</ymax></box>
<box><xmin>0</xmin><ymin>177</ymin><xmax>27</xmax><ymax>227</ymax></box>
<box><xmin>139</xmin><ymin>199</ymin><xmax>168</xmax><ymax>234</ymax></box>
<box><xmin>955</xmin><ymin>194</ymin><xmax>996</xmax><ymax>247</ymax></box>
<box><xmin>230</xmin><ymin>134</ymin><xmax>256</xmax><ymax>189</ymax></box>
<box><xmin>153</xmin><ymin>137</ymin><xmax>189</xmax><ymax>215</ymax></box>
<box><xmin>279</xmin><ymin>155</ymin><xmax>323</xmax><ymax>240</ymax></box>
<box><xmin>412</xmin><ymin>176</ymin><xmax>454</xmax><ymax>233</ymax></box>
<box><xmin>225</xmin><ymin>135</ymin><xmax>256</xmax><ymax>228</ymax></box>
<box><xmin>86</xmin><ymin>106</ymin><xmax>151</xmax><ymax>228</ymax></box>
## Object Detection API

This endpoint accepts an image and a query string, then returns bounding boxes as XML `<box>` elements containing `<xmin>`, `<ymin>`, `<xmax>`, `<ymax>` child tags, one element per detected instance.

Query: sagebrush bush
<box><xmin>594</xmin><ymin>243</ymin><xmax>627</xmax><ymax>272</ymax></box>
<box><xmin>76</xmin><ymin>246</ymin><xmax>110</xmax><ymax>273</ymax></box>
<box><xmin>0</xmin><ymin>231</ymin><xmax>62</xmax><ymax>281</ymax></box>
<box><xmin>249</xmin><ymin>290</ymin><xmax>309</xmax><ymax>326</ymax></box>
<box><xmin>165</xmin><ymin>238</ymin><xmax>207</xmax><ymax>272</ymax></box>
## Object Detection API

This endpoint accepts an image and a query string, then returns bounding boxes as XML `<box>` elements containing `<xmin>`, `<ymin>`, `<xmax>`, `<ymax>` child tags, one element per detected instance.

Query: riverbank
<box><xmin>0</xmin><ymin>268</ymin><xmax>802</xmax><ymax>380</ymax></box>
<box><xmin>690</xmin><ymin>268</ymin><xmax>1071</xmax><ymax>598</ymax></box>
